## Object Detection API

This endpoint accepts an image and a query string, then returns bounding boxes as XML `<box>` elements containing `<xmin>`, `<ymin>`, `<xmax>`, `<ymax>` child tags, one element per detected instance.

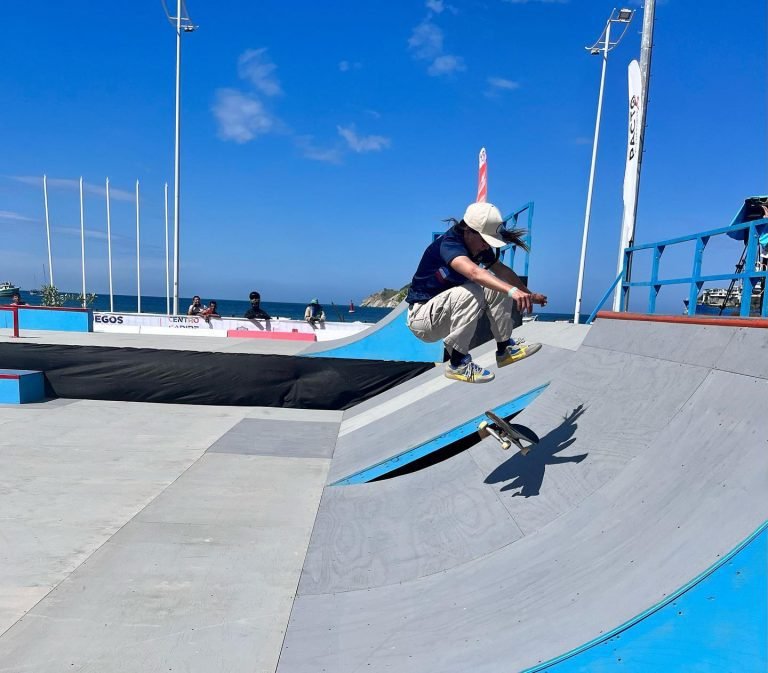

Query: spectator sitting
<box><xmin>244</xmin><ymin>291</ymin><xmax>271</xmax><ymax>320</ymax></box>
<box><xmin>9</xmin><ymin>292</ymin><xmax>28</xmax><ymax>306</ymax></box>
<box><xmin>201</xmin><ymin>300</ymin><xmax>221</xmax><ymax>322</ymax></box>
<box><xmin>305</xmin><ymin>298</ymin><xmax>326</xmax><ymax>325</ymax></box>
<box><xmin>187</xmin><ymin>295</ymin><xmax>204</xmax><ymax>316</ymax></box>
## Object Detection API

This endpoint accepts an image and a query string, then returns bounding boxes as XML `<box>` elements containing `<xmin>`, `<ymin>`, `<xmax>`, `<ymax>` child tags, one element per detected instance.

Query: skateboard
<box><xmin>478</xmin><ymin>410</ymin><xmax>539</xmax><ymax>455</ymax></box>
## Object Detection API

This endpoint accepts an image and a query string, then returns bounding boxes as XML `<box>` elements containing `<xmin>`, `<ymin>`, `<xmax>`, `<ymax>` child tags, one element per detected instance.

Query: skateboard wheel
<box><xmin>478</xmin><ymin>421</ymin><xmax>488</xmax><ymax>431</ymax></box>
<box><xmin>501</xmin><ymin>440</ymin><xmax>512</xmax><ymax>450</ymax></box>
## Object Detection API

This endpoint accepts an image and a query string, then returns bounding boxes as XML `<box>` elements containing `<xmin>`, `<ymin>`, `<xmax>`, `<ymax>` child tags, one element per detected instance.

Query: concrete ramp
<box><xmin>278</xmin><ymin>317</ymin><xmax>768</xmax><ymax>672</ymax></box>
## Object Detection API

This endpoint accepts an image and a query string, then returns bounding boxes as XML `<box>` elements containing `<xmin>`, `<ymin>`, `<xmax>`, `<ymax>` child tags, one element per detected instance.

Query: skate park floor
<box><xmin>0</xmin><ymin>316</ymin><xmax>766</xmax><ymax>672</ymax></box>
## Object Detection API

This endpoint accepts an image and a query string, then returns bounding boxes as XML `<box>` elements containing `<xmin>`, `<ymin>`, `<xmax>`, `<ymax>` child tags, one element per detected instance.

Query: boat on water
<box><xmin>349</xmin><ymin>301</ymin><xmax>355</xmax><ymax>313</ymax></box>
<box><xmin>0</xmin><ymin>281</ymin><xmax>20</xmax><ymax>297</ymax></box>
<box><xmin>683</xmin><ymin>285</ymin><xmax>764</xmax><ymax>316</ymax></box>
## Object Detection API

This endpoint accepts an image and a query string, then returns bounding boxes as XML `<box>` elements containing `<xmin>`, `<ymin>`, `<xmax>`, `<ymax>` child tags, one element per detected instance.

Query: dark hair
<box><xmin>446</xmin><ymin>217</ymin><xmax>530</xmax><ymax>252</ymax></box>
<box><xmin>249</xmin><ymin>291</ymin><xmax>260</xmax><ymax>301</ymax></box>
<box><xmin>193</xmin><ymin>295</ymin><xmax>201</xmax><ymax>301</ymax></box>
<box><xmin>209</xmin><ymin>300</ymin><xmax>217</xmax><ymax>306</ymax></box>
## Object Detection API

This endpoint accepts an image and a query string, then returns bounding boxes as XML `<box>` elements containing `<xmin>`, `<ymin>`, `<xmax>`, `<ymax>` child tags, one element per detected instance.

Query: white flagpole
<box><xmin>79</xmin><ymin>177</ymin><xmax>86</xmax><ymax>307</ymax></box>
<box><xmin>136</xmin><ymin>179</ymin><xmax>141</xmax><ymax>313</ymax></box>
<box><xmin>622</xmin><ymin>0</ymin><xmax>656</xmax><ymax>309</ymax></box>
<box><xmin>106</xmin><ymin>177</ymin><xmax>114</xmax><ymax>312</ymax></box>
<box><xmin>43</xmin><ymin>174</ymin><xmax>54</xmax><ymax>287</ymax></box>
<box><xmin>164</xmin><ymin>182</ymin><xmax>170</xmax><ymax>315</ymax></box>
<box><xmin>172</xmin><ymin>0</ymin><xmax>183</xmax><ymax>316</ymax></box>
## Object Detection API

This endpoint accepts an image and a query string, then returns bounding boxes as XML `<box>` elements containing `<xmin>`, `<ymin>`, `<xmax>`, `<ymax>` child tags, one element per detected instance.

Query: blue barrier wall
<box><xmin>526</xmin><ymin>522</ymin><xmax>768</xmax><ymax>672</ymax></box>
<box><xmin>0</xmin><ymin>307</ymin><xmax>93</xmax><ymax>332</ymax></box>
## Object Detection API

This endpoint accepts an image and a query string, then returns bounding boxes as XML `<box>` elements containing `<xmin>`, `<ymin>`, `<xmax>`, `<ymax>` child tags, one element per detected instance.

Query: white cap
<box><xmin>462</xmin><ymin>202</ymin><xmax>507</xmax><ymax>247</ymax></box>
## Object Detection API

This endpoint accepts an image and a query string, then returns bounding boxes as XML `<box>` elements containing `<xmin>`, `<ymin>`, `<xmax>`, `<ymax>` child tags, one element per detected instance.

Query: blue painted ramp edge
<box><xmin>305</xmin><ymin>311</ymin><xmax>443</xmax><ymax>362</ymax></box>
<box><xmin>331</xmin><ymin>382</ymin><xmax>549</xmax><ymax>486</ymax></box>
<box><xmin>523</xmin><ymin>520</ymin><xmax>768</xmax><ymax>673</ymax></box>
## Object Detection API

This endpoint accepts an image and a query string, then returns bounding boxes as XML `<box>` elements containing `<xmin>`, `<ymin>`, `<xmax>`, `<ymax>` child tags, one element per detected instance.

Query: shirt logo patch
<box><xmin>435</xmin><ymin>267</ymin><xmax>450</xmax><ymax>284</ymax></box>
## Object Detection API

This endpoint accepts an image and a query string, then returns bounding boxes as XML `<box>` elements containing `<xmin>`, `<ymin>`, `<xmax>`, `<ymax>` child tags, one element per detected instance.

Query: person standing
<box><xmin>187</xmin><ymin>295</ymin><xmax>204</xmax><ymax>316</ymax></box>
<box><xmin>244</xmin><ymin>291</ymin><xmax>271</xmax><ymax>320</ymax></box>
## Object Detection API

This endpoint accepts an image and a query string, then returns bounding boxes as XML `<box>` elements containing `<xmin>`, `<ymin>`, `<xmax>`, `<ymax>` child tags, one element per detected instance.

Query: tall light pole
<box><xmin>162</xmin><ymin>0</ymin><xmax>197</xmax><ymax>315</ymax></box>
<box><xmin>613</xmin><ymin>0</ymin><xmax>655</xmax><ymax>311</ymax></box>
<box><xmin>573</xmin><ymin>8</ymin><xmax>634</xmax><ymax>324</ymax></box>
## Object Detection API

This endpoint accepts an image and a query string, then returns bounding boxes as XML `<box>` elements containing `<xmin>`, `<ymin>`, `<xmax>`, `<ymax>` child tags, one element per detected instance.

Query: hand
<box><xmin>508</xmin><ymin>287</ymin><xmax>533</xmax><ymax>313</ymax></box>
<box><xmin>531</xmin><ymin>292</ymin><xmax>547</xmax><ymax>307</ymax></box>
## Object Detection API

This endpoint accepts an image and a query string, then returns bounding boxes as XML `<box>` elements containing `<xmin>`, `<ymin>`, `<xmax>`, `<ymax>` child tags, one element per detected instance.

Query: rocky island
<box><xmin>360</xmin><ymin>285</ymin><xmax>410</xmax><ymax>308</ymax></box>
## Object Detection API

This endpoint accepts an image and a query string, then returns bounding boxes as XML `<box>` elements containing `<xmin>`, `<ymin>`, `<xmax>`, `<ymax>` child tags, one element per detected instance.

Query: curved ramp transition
<box><xmin>278</xmin><ymin>316</ymin><xmax>768</xmax><ymax>672</ymax></box>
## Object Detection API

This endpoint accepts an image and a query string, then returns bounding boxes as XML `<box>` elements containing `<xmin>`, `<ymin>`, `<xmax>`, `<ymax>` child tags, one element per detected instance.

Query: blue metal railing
<box><xmin>504</xmin><ymin>201</ymin><xmax>535</xmax><ymax>279</ymax></box>
<box><xmin>587</xmin><ymin>217</ymin><xmax>768</xmax><ymax>323</ymax></box>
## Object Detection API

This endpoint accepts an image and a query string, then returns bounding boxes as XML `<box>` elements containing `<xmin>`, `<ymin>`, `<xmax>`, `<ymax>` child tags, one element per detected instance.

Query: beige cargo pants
<box><xmin>406</xmin><ymin>283</ymin><xmax>515</xmax><ymax>356</ymax></box>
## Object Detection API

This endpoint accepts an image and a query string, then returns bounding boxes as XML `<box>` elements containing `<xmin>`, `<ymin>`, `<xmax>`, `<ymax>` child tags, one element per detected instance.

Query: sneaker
<box><xmin>445</xmin><ymin>356</ymin><xmax>495</xmax><ymax>383</ymax></box>
<box><xmin>496</xmin><ymin>342</ymin><xmax>542</xmax><ymax>367</ymax></box>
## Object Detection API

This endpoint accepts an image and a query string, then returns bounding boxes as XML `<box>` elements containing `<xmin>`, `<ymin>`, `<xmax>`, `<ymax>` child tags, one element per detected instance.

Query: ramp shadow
<box><xmin>484</xmin><ymin>405</ymin><xmax>588</xmax><ymax>498</ymax></box>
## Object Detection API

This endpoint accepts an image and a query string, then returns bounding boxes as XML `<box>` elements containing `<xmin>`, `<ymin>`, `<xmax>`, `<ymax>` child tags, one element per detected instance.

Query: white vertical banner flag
<box><xmin>613</xmin><ymin>60</ymin><xmax>643</xmax><ymax>310</ymax></box>
<box><xmin>477</xmin><ymin>147</ymin><xmax>488</xmax><ymax>202</ymax></box>
<box><xmin>620</xmin><ymin>60</ymin><xmax>642</xmax><ymax>262</ymax></box>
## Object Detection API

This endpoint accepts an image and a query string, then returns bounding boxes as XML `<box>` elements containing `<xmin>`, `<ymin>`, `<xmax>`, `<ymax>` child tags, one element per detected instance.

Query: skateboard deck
<box><xmin>478</xmin><ymin>409</ymin><xmax>539</xmax><ymax>455</ymax></box>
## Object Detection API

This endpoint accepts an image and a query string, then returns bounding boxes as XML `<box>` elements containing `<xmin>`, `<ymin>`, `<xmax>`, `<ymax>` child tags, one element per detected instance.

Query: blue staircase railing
<box><xmin>588</xmin><ymin>216</ymin><xmax>768</xmax><ymax>323</ymax></box>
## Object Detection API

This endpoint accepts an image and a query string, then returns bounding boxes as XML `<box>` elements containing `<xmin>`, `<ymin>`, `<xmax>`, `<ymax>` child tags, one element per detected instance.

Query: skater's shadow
<box><xmin>484</xmin><ymin>405</ymin><xmax>588</xmax><ymax>498</ymax></box>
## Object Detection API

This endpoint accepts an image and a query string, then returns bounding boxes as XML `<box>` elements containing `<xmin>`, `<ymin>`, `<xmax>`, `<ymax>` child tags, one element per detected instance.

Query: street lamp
<box><xmin>573</xmin><ymin>8</ymin><xmax>634</xmax><ymax>324</ymax></box>
<box><xmin>161</xmin><ymin>0</ymin><xmax>197</xmax><ymax>315</ymax></box>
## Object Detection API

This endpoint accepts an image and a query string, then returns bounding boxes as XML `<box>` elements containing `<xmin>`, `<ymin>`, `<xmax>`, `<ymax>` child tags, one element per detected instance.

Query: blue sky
<box><xmin>0</xmin><ymin>0</ymin><xmax>765</xmax><ymax>312</ymax></box>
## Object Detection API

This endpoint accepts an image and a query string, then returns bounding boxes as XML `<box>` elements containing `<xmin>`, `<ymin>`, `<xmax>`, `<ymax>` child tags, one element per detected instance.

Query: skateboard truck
<box><xmin>478</xmin><ymin>410</ymin><xmax>539</xmax><ymax>455</ymax></box>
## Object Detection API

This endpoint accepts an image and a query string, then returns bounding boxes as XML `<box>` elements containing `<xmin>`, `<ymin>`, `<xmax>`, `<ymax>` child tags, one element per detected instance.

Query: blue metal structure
<box><xmin>588</xmin><ymin>207</ymin><xmax>768</xmax><ymax>323</ymax></box>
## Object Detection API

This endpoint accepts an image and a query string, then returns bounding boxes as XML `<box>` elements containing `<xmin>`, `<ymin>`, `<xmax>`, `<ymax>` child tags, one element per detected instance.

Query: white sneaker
<box><xmin>445</xmin><ymin>356</ymin><xmax>495</xmax><ymax>383</ymax></box>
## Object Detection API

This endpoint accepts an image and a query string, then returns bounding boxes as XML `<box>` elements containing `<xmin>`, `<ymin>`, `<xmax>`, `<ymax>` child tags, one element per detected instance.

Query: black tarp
<box><xmin>0</xmin><ymin>342</ymin><xmax>433</xmax><ymax>410</ymax></box>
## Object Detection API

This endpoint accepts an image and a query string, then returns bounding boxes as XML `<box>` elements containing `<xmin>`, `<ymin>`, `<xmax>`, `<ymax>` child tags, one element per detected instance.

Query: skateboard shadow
<box><xmin>484</xmin><ymin>405</ymin><xmax>588</xmax><ymax>498</ymax></box>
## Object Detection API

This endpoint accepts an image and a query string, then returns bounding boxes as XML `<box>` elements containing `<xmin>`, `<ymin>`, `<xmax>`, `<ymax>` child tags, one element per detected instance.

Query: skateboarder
<box><xmin>405</xmin><ymin>201</ymin><xmax>547</xmax><ymax>383</ymax></box>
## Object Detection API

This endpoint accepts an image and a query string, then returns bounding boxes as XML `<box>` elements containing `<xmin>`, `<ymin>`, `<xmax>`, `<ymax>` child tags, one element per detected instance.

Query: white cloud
<box><xmin>428</xmin><ymin>54</ymin><xmax>466</xmax><ymax>76</ymax></box>
<box><xmin>487</xmin><ymin>76</ymin><xmax>520</xmax><ymax>91</ymax></box>
<box><xmin>295</xmin><ymin>136</ymin><xmax>343</xmax><ymax>164</ymax></box>
<box><xmin>237</xmin><ymin>48</ymin><xmax>282</xmax><ymax>96</ymax></box>
<box><xmin>574</xmin><ymin>136</ymin><xmax>592</xmax><ymax>145</ymax></box>
<box><xmin>337</xmin><ymin>125</ymin><xmax>391</xmax><ymax>153</ymax></box>
<box><xmin>213</xmin><ymin>89</ymin><xmax>276</xmax><ymax>143</ymax></box>
<box><xmin>8</xmin><ymin>176</ymin><xmax>135</xmax><ymax>202</ymax></box>
<box><xmin>338</xmin><ymin>60</ymin><xmax>362</xmax><ymax>72</ymax></box>
<box><xmin>426</xmin><ymin>0</ymin><xmax>458</xmax><ymax>14</ymax></box>
<box><xmin>409</xmin><ymin>19</ymin><xmax>464</xmax><ymax>77</ymax></box>
<box><xmin>0</xmin><ymin>210</ymin><xmax>36</xmax><ymax>222</ymax></box>
<box><xmin>55</xmin><ymin>226</ymin><xmax>117</xmax><ymax>241</ymax></box>
<box><xmin>504</xmin><ymin>0</ymin><xmax>568</xmax><ymax>4</ymax></box>
<box><xmin>409</xmin><ymin>20</ymin><xmax>444</xmax><ymax>61</ymax></box>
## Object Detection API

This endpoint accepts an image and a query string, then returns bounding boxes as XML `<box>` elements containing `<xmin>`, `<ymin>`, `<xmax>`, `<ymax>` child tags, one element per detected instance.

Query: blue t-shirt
<box><xmin>405</xmin><ymin>225</ymin><xmax>499</xmax><ymax>304</ymax></box>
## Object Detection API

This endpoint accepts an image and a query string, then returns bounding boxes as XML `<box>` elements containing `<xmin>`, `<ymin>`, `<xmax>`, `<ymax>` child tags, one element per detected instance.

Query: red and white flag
<box><xmin>477</xmin><ymin>147</ymin><xmax>487</xmax><ymax>202</ymax></box>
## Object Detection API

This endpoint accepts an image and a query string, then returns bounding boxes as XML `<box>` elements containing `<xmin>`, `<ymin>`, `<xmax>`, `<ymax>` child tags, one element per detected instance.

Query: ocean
<box><xmin>16</xmin><ymin>292</ymin><xmax>392</xmax><ymax>323</ymax></box>
<box><xmin>14</xmin><ymin>291</ymin><xmax>588</xmax><ymax>324</ymax></box>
